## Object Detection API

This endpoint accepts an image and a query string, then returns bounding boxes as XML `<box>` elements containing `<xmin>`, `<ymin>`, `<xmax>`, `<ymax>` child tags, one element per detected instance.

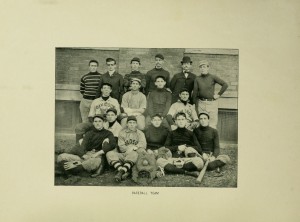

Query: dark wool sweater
<box><xmin>193</xmin><ymin>73</ymin><xmax>228</xmax><ymax>100</ymax></box>
<box><xmin>145</xmin><ymin>125</ymin><xmax>169</xmax><ymax>150</ymax></box>
<box><xmin>147</xmin><ymin>88</ymin><xmax>172</xmax><ymax>117</ymax></box>
<box><xmin>164</xmin><ymin>127</ymin><xmax>201</xmax><ymax>157</ymax></box>
<box><xmin>80</xmin><ymin>72</ymin><xmax>102</xmax><ymax>100</ymax></box>
<box><xmin>95</xmin><ymin>72</ymin><xmax>124</xmax><ymax>102</ymax></box>
<box><xmin>193</xmin><ymin>125</ymin><xmax>220</xmax><ymax>157</ymax></box>
<box><xmin>123</xmin><ymin>71</ymin><xmax>146</xmax><ymax>93</ymax></box>
<box><xmin>170</xmin><ymin>71</ymin><xmax>196</xmax><ymax>103</ymax></box>
<box><xmin>145</xmin><ymin>68</ymin><xmax>170</xmax><ymax>95</ymax></box>
<box><xmin>81</xmin><ymin>126</ymin><xmax>116</xmax><ymax>153</ymax></box>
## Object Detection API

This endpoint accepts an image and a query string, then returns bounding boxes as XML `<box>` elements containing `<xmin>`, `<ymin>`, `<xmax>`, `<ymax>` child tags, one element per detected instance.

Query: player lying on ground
<box><xmin>57</xmin><ymin>114</ymin><xmax>116</xmax><ymax>177</ymax></box>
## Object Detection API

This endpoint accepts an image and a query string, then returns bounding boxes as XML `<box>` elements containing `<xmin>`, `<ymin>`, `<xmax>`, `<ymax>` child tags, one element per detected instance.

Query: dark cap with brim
<box><xmin>93</xmin><ymin>114</ymin><xmax>106</xmax><ymax>121</ymax></box>
<box><xmin>127</xmin><ymin>115</ymin><xmax>137</xmax><ymax>122</ymax></box>
<box><xmin>199</xmin><ymin>112</ymin><xmax>210</xmax><ymax>119</ymax></box>
<box><xmin>155</xmin><ymin>53</ymin><xmax>164</xmax><ymax>60</ymax></box>
<box><xmin>106</xmin><ymin>108</ymin><xmax>117</xmax><ymax>115</ymax></box>
<box><xmin>131</xmin><ymin>57</ymin><xmax>141</xmax><ymax>64</ymax></box>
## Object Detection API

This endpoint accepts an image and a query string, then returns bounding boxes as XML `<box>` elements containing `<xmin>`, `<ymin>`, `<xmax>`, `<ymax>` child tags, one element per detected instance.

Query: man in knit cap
<box><xmin>123</xmin><ymin>57</ymin><xmax>147</xmax><ymax>94</ymax></box>
<box><xmin>106</xmin><ymin>116</ymin><xmax>147</xmax><ymax>182</ymax></box>
<box><xmin>145</xmin><ymin>53</ymin><xmax>170</xmax><ymax>95</ymax></box>
<box><xmin>193</xmin><ymin>60</ymin><xmax>228</xmax><ymax>129</ymax></box>
<box><xmin>193</xmin><ymin>112</ymin><xmax>231</xmax><ymax>170</ymax></box>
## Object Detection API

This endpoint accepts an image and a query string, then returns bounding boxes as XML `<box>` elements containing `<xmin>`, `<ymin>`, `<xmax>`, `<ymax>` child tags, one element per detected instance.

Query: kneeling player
<box><xmin>106</xmin><ymin>116</ymin><xmax>147</xmax><ymax>182</ymax></box>
<box><xmin>156</xmin><ymin>112</ymin><xmax>204</xmax><ymax>177</ymax></box>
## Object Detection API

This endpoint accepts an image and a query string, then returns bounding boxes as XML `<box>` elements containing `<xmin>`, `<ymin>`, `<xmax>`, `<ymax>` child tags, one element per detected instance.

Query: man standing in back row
<box><xmin>79</xmin><ymin>60</ymin><xmax>102</xmax><ymax>123</ymax></box>
<box><xmin>170</xmin><ymin>56</ymin><xmax>196</xmax><ymax>104</ymax></box>
<box><xmin>145</xmin><ymin>53</ymin><xmax>170</xmax><ymax>95</ymax></box>
<box><xmin>193</xmin><ymin>60</ymin><xmax>228</xmax><ymax>129</ymax></box>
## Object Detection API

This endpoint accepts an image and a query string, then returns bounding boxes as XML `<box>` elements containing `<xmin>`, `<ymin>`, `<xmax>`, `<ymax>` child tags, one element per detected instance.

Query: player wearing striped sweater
<box><xmin>79</xmin><ymin>60</ymin><xmax>102</xmax><ymax>123</ymax></box>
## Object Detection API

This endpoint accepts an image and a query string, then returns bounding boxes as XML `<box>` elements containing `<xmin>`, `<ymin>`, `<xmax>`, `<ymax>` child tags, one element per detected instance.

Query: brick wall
<box><xmin>56</xmin><ymin>47</ymin><xmax>238</xmax><ymax>97</ymax></box>
<box><xmin>55</xmin><ymin>48</ymin><xmax>120</xmax><ymax>85</ymax></box>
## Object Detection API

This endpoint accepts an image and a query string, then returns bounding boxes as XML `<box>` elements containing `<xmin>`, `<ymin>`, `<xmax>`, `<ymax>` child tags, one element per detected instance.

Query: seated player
<box><xmin>167</xmin><ymin>88</ymin><xmax>199</xmax><ymax>131</ymax></box>
<box><xmin>57</xmin><ymin>114</ymin><xmax>116</xmax><ymax>177</ymax></box>
<box><xmin>144</xmin><ymin>114</ymin><xmax>169</xmax><ymax>155</ymax></box>
<box><xmin>120</xmin><ymin>78</ymin><xmax>147</xmax><ymax>130</ymax></box>
<box><xmin>193</xmin><ymin>112</ymin><xmax>231</xmax><ymax>170</ymax></box>
<box><xmin>156</xmin><ymin>112</ymin><xmax>204</xmax><ymax>177</ymax></box>
<box><xmin>106</xmin><ymin>116</ymin><xmax>147</xmax><ymax>182</ymax></box>
<box><xmin>146</xmin><ymin>76</ymin><xmax>172</xmax><ymax>129</ymax></box>
<box><xmin>105</xmin><ymin>108</ymin><xmax>123</xmax><ymax>141</ymax></box>
<box><xmin>74</xmin><ymin>82</ymin><xmax>121</xmax><ymax>144</ymax></box>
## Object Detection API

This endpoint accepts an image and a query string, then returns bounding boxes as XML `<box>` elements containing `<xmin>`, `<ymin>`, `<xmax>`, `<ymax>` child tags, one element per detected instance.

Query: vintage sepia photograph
<box><xmin>55</xmin><ymin>47</ymin><xmax>238</xmax><ymax>187</ymax></box>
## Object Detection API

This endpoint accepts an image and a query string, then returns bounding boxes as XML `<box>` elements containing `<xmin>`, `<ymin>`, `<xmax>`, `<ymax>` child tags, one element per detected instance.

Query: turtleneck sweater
<box><xmin>193</xmin><ymin>125</ymin><xmax>220</xmax><ymax>157</ymax></box>
<box><xmin>145</xmin><ymin>125</ymin><xmax>169</xmax><ymax>150</ymax></box>
<box><xmin>80</xmin><ymin>71</ymin><xmax>102</xmax><ymax>100</ymax></box>
<box><xmin>147</xmin><ymin>87</ymin><xmax>172</xmax><ymax>117</ymax></box>
<box><xmin>145</xmin><ymin>67</ymin><xmax>170</xmax><ymax>94</ymax></box>
<box><xmin>123</xmin><ymin>70</ymin><xmax>146</xmax><ymax>93</ymax></box>
<box><xmin>164</xmin><ymin>127</ymin><xmax>201</xmax><ymax>157</ymax></box>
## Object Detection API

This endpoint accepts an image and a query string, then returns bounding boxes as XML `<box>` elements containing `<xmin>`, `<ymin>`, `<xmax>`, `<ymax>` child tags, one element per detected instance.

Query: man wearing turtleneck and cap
<box><xmin>145</xmin><ymin>54</ymin><xmax>170</xmax><ymax>95</ymax></box>
<box><xmin>166</xmin><ymin>88</ymin><xmax>199</xmax><ymax>131</ymax></box>
<box><xmin>193</xmin><ymin>60</ymin><xmax>228</xmax><ymax>129</ymax></box>
<box><xmin>193</xmin><ymin>112</ymin><xmax>231</xmax><ymax>171</ymax></box>
<box><xmin>145</xmin><ymin>75</ymin><xmax>172</xmax><ymax>130</ymax></box>
<box><xmin>123</xmin><ymin>57</ymin><xmax>146</xmax><ymax>94</ymax></box>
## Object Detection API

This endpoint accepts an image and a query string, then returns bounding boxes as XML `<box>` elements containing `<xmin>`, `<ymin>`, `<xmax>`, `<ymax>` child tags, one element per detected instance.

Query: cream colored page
<box><xmin>0</xmin><ymin>0</ymin><xmax>299</xmax><ymax>222</ymax></box>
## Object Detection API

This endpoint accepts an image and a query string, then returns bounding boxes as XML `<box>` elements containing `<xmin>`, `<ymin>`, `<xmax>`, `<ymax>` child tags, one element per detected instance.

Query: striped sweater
<box><xmin>80</xmin><ymin>72</ymin><xmax>102</xmax><ymax>100</ymax></box>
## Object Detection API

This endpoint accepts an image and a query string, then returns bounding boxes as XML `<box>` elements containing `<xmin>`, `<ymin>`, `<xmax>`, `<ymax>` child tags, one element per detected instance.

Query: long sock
<box><xmin>112</xmin><ymin>161</ymin><xmax>122</xmax><ymax>171</ymax></box>
<box><xmin>164</xmin><ymin>164</ymin><xmax>186</xmax><ymax>174</ymax></box>
<box><xmin>207</xmin><ymin>160</ymin><xmax>225</xmax><ymax>171</ymax></box>
<box><xmin>183</xmin><ymin>162</ymin><xmax>197</xmax><ymax>171</ymax></box>
<box><xmin>123</xmin><ymin>161</ymin><xmax>134</xmax><ymax>173</ymax></box>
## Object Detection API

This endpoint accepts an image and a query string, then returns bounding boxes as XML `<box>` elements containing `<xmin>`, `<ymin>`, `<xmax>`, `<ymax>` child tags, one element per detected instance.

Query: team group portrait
<box><xmin>55</xmin><ymin>47</ymin><xmax>238</xmax><ymax>187</ymax></box>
